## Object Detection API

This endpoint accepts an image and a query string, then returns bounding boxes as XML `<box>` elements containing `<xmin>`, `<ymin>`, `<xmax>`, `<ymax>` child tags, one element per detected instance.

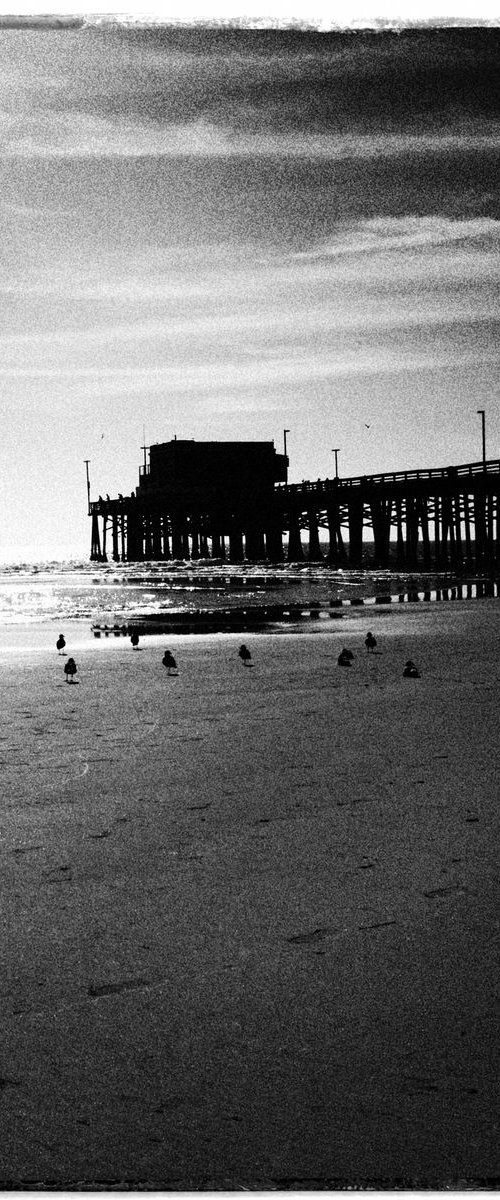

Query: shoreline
<box><xmin>0</xmin><ymin>590</ymin><xmax>498</xmax><ymax>655</ymax></box>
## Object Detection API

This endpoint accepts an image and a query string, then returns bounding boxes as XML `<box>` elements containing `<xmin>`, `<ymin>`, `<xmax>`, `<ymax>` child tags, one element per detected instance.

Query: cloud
<box><xmin>1</xmin><ymin>214</ymin><xmax>498</xmax><ymax>406</ymax></box>
<box><xmin>290</xmin><ymin>215</ymin><xmax>500</xmax><ymax>259</ymax></box>
<box><xmin>1</xmin><ymin>304</ymin><xmax>498</xmax><ymax>359</ymax></box>
<box><xmin>2</xmin><ymin>107</ymin><xmax>500</xmax><ymax>159</ymax></box>
<box><xmin>1</xmin><ymin>340</ymin><xmax>498</xmax><ymax>391</ymax></box>
<box><xmin>2</xmin><ymin>23</ymin><xmax>499</xmax><ymax>161</ymax></box>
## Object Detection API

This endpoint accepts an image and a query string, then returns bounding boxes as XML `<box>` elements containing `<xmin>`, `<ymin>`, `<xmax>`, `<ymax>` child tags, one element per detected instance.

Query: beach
<box><xmin>1</xmin><ymin>599</ymin><xmax>499</xmax><ymax>1188</ymax></box>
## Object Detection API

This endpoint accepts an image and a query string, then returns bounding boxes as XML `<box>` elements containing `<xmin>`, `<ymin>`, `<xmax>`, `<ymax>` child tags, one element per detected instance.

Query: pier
<box><xmin>88</xmin><ymin>442</ymin><xmax>500</xmax><ymax>572</ymax></box>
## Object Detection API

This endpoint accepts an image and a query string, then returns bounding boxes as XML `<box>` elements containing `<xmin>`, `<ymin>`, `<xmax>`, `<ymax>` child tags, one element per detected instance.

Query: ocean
<box><xmin>0</xmin><ymin>559</ymin><xmax>497</xmax><ymax>631</ymax></box>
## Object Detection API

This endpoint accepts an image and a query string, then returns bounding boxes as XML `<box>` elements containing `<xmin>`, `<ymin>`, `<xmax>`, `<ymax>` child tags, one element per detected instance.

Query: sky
<box><xmin>0</xmin><ymin>11</ymin><xmax>499</xmax><ymax>559</ymax></box>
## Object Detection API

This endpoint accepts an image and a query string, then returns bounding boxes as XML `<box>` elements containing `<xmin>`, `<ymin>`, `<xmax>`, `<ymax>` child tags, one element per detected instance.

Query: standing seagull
<box><xmin>162</xmin><ymin>649</ymin><xmax>178</xmax><ymax>675</ymax></box>
<box><xmin>64</xmin><ymin>657</ymin><xmax>77</xmax><ymax>683</ymax></box>
<box><xmin>238</xmin><ymin>644</ymin><xmax>252</xmax><ymax>667</ymax></box>
<box><xmin>130</xmin><ymin>631</ymin><xmax>140</xmax><ymax>650</ymax></box>
<box><xmin>56</xmin><ymin>633</ymin><xmax>66</xmax><ymax>655</ymax></box>
<box><xmin>365</xmin><ymin>631</ymin><xmax>377</xmax><ymax>653</ymax></box>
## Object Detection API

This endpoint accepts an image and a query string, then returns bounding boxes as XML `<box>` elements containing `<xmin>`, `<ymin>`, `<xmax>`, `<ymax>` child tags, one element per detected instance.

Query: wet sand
<box><xmin>0</xmin><ymin>601</ymin><xmax>499</xmax><ymax>1187</ymax></box>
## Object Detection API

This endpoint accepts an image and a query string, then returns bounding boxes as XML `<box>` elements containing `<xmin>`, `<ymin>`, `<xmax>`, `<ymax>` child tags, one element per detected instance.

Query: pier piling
<box><xmin>89</xmin><ymin>444</ymin><xmax>500</xmax><ymax>570</ymax></box>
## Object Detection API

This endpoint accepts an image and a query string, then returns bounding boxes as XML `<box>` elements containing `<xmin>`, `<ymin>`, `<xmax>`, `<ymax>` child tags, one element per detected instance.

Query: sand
<box><xmin>0</xmin><ymin>600</ymin><xmax>499</xmax><ymax>1188</ymax></box>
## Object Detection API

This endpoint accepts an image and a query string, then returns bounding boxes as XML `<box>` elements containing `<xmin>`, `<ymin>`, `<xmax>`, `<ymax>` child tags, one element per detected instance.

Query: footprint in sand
<box><xmin>286</xmin><ymin>927</ymin><xmax>334</xmax><ymax>945</ymax></box>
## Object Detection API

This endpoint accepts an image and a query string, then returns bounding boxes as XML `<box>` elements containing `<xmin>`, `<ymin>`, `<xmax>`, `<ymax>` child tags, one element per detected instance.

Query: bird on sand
<box><xmin>130</xmin><ymin>631</ymin><xmax>140</xmax><ymax>650</ymax></box>
<box><xmin>162</xmin><ymin>649</ymin><xmax>177</xmax><ymax>675</ymax></box>
<box><xmin>338</xmin><ymin>648</ymin><xmax>353</xmax><ymax>666</ymax></box>
<box><xmin>56</xmin><ymin>633</ymin><xmax>66</xmax><ymax>655</ymax></box>
<box><xmin>365</xmin><ymin>631</ymin><xmax>377</xmax><ymax>653</ymax></box>
<box><xmin>403</xmin><ymin>659</ymin><xmax>421</xmax><ymax>678</ymax></box>
<box><xmin>238</xmin><ymin>644</ymin><xmax>253</xmax><ymax>667</ymax></box>
<box><xmin>64</xmin><ymin>657</ymin><xmax>77</xmax><ymax>683</ymax></box>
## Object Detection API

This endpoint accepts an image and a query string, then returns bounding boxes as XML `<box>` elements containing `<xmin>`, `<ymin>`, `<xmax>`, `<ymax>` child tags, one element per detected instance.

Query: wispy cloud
<box><xmin>3</xmin><ymin>110</ymin><xmax>499</xmax><ymax>159</ymax></box>
<box><xmin>2</xmin><ymin>340</ymin><xmax>498</xmax><ymax>391</ymax></box>
<box><xmin>1</xmin><ymin>214</ymin><xmax>498</xmax><ymax>406</ymax></box>
<box><xmin>2</xmin><ymin>21</ymin><xmax>499</xmax><ymax>164</ymax></box>
<box><xmin>290</xmin><ymin>215</ymin><xmax>500</xmax><ymax>259</ymax></box>
<box><xmin>1</xmin><ymin>304</ymin><xmax>498</xmax><ymax>356</ymax></box>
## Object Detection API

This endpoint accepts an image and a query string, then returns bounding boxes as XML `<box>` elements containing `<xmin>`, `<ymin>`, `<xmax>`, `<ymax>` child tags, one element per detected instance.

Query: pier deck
<box><xmin>89</xmin><ymin>455</ymin><xmax>500</xmax><ymax>571</ymax></box>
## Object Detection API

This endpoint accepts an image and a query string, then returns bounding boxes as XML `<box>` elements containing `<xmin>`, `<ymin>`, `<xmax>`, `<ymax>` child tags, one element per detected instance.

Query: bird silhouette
<box><xmin>403</xmin><ymin>659</ymin><xmax>421</xmax><ymax>678</ymax></box>
<box><xmin>64</xmin><ymin>657</ymin><xmax>77</xmax><ymax>683</ymax></box>
<box><xmin>56</xmin><ymin>633</ymin><xmax>66</xmax><ymax>655</ymax></box>
<box><xmin>162</xmin><ymin>650</ymin><xmax>177</xmax><ymax>675</ymax></box>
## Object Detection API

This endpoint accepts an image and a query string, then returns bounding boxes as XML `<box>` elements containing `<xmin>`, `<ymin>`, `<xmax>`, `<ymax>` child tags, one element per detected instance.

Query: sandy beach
<box><xmin>1</xmin><ymin>600</ymin><xmax>499</xmax><ymax>1188</ymax></box>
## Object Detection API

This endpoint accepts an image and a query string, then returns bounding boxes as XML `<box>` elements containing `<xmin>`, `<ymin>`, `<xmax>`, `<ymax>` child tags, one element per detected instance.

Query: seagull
<box><xmin>56</xmin><ymin>633</ymin><xmax>66</xmax><ymax>655</ymax></box>
<box><xmin>403</xmin><ymin>659</ymin><xmax>421</xmax><ymax>679</ymax></box>
<box><xmin>64</xmin><ymin>657</ymin><xmax>77</xmax><ymax>683</ymax></box>
<box><xmin>365</xmin><ymin>631</ymin><xmax>377</xmax><ymax>653</ymax></box>
<box><xmin>162</xmin><ymin>649</ymin><xmax>178</xmax><ymax>675</ymax></box>
<box><xmin>238</xmin><ymin>644</ymin><xmax>253</xmax><ymax>667</ymax></box>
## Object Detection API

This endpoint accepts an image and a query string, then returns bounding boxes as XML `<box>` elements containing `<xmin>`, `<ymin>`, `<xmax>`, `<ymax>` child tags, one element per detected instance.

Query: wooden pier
<box><xmin>89</xmin><ymin>444</ymin><xmax>500</xmax><ymax>572</ymax></box>
<box><xmin>278</xmin><ymin>459</ymin><xmax>500</xmax><ymax>571</ymax></box>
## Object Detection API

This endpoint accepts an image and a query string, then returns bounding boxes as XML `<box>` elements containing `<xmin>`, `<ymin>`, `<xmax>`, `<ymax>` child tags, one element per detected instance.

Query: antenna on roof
<box><xmin>141</xmin><ymin>425</ymin><xmax>148</xmax><ymax>472</ymax></box>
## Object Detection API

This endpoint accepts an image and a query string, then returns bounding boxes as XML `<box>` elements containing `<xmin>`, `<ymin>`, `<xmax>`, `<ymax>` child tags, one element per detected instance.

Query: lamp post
<box><xmin>84</xmin><ymin>459</ymin><xmax>91</xmax><ymax>515</ymax></box>
<box><xmin>332</xmin><ymin>447</ymin><xmax>340</xmax><ymax>479</ymax></box>
<box><xmin>283</xmin><ymin>429</ymin><xmax>290</xmax><ymax>483</ymax></box>
<box><xmin>477</xmin><ymin>409</ymin><xmax>486</xmax><ymax>470</ymax></box>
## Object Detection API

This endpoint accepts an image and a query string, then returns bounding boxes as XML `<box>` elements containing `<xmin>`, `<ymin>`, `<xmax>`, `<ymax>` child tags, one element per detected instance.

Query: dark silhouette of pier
<box><xmin>88</xmin><ymin>441</ymin><xmax>500</xmax><ymax>572</ymax></box>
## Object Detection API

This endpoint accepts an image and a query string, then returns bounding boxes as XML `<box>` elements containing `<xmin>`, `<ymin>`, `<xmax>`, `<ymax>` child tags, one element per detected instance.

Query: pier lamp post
<box><xmin>332</xmin><ymin>447</ymin><xmax>340</xmax><ymax>479</ymax></box>
<box><xmin>84</xmin><ymin>459</ymin><xmax>91</xmax><ymax>515</ymax></box>
<box><xmin>477</xmin><ymin>409</ymin><xmax>486</xmax><ymax>470</ymax></box>
<box><xmin>283</xmin><ymin>429</ymin><xmax>290</xmax><ymax>482</ymax></box>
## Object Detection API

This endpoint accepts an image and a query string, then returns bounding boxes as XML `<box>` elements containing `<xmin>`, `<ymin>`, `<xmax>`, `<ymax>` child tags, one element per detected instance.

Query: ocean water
<box><xmin>0</xmin><ymin>558</ymin><xmax>496</xmax><ymax>629</ymax></box>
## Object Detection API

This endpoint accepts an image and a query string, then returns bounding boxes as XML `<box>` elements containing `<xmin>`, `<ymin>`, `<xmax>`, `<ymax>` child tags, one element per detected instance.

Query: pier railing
<box><xmin>276</xmin><ymin>459</ymin><xmax>500</xmax><ymax>498</ymax></box>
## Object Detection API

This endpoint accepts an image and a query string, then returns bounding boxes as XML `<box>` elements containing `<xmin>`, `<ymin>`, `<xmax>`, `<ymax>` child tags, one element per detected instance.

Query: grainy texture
<box><xmin>0</xmin><ymin>602</ymin><xmax>499</xmax><ymax>1187</ymax></box>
